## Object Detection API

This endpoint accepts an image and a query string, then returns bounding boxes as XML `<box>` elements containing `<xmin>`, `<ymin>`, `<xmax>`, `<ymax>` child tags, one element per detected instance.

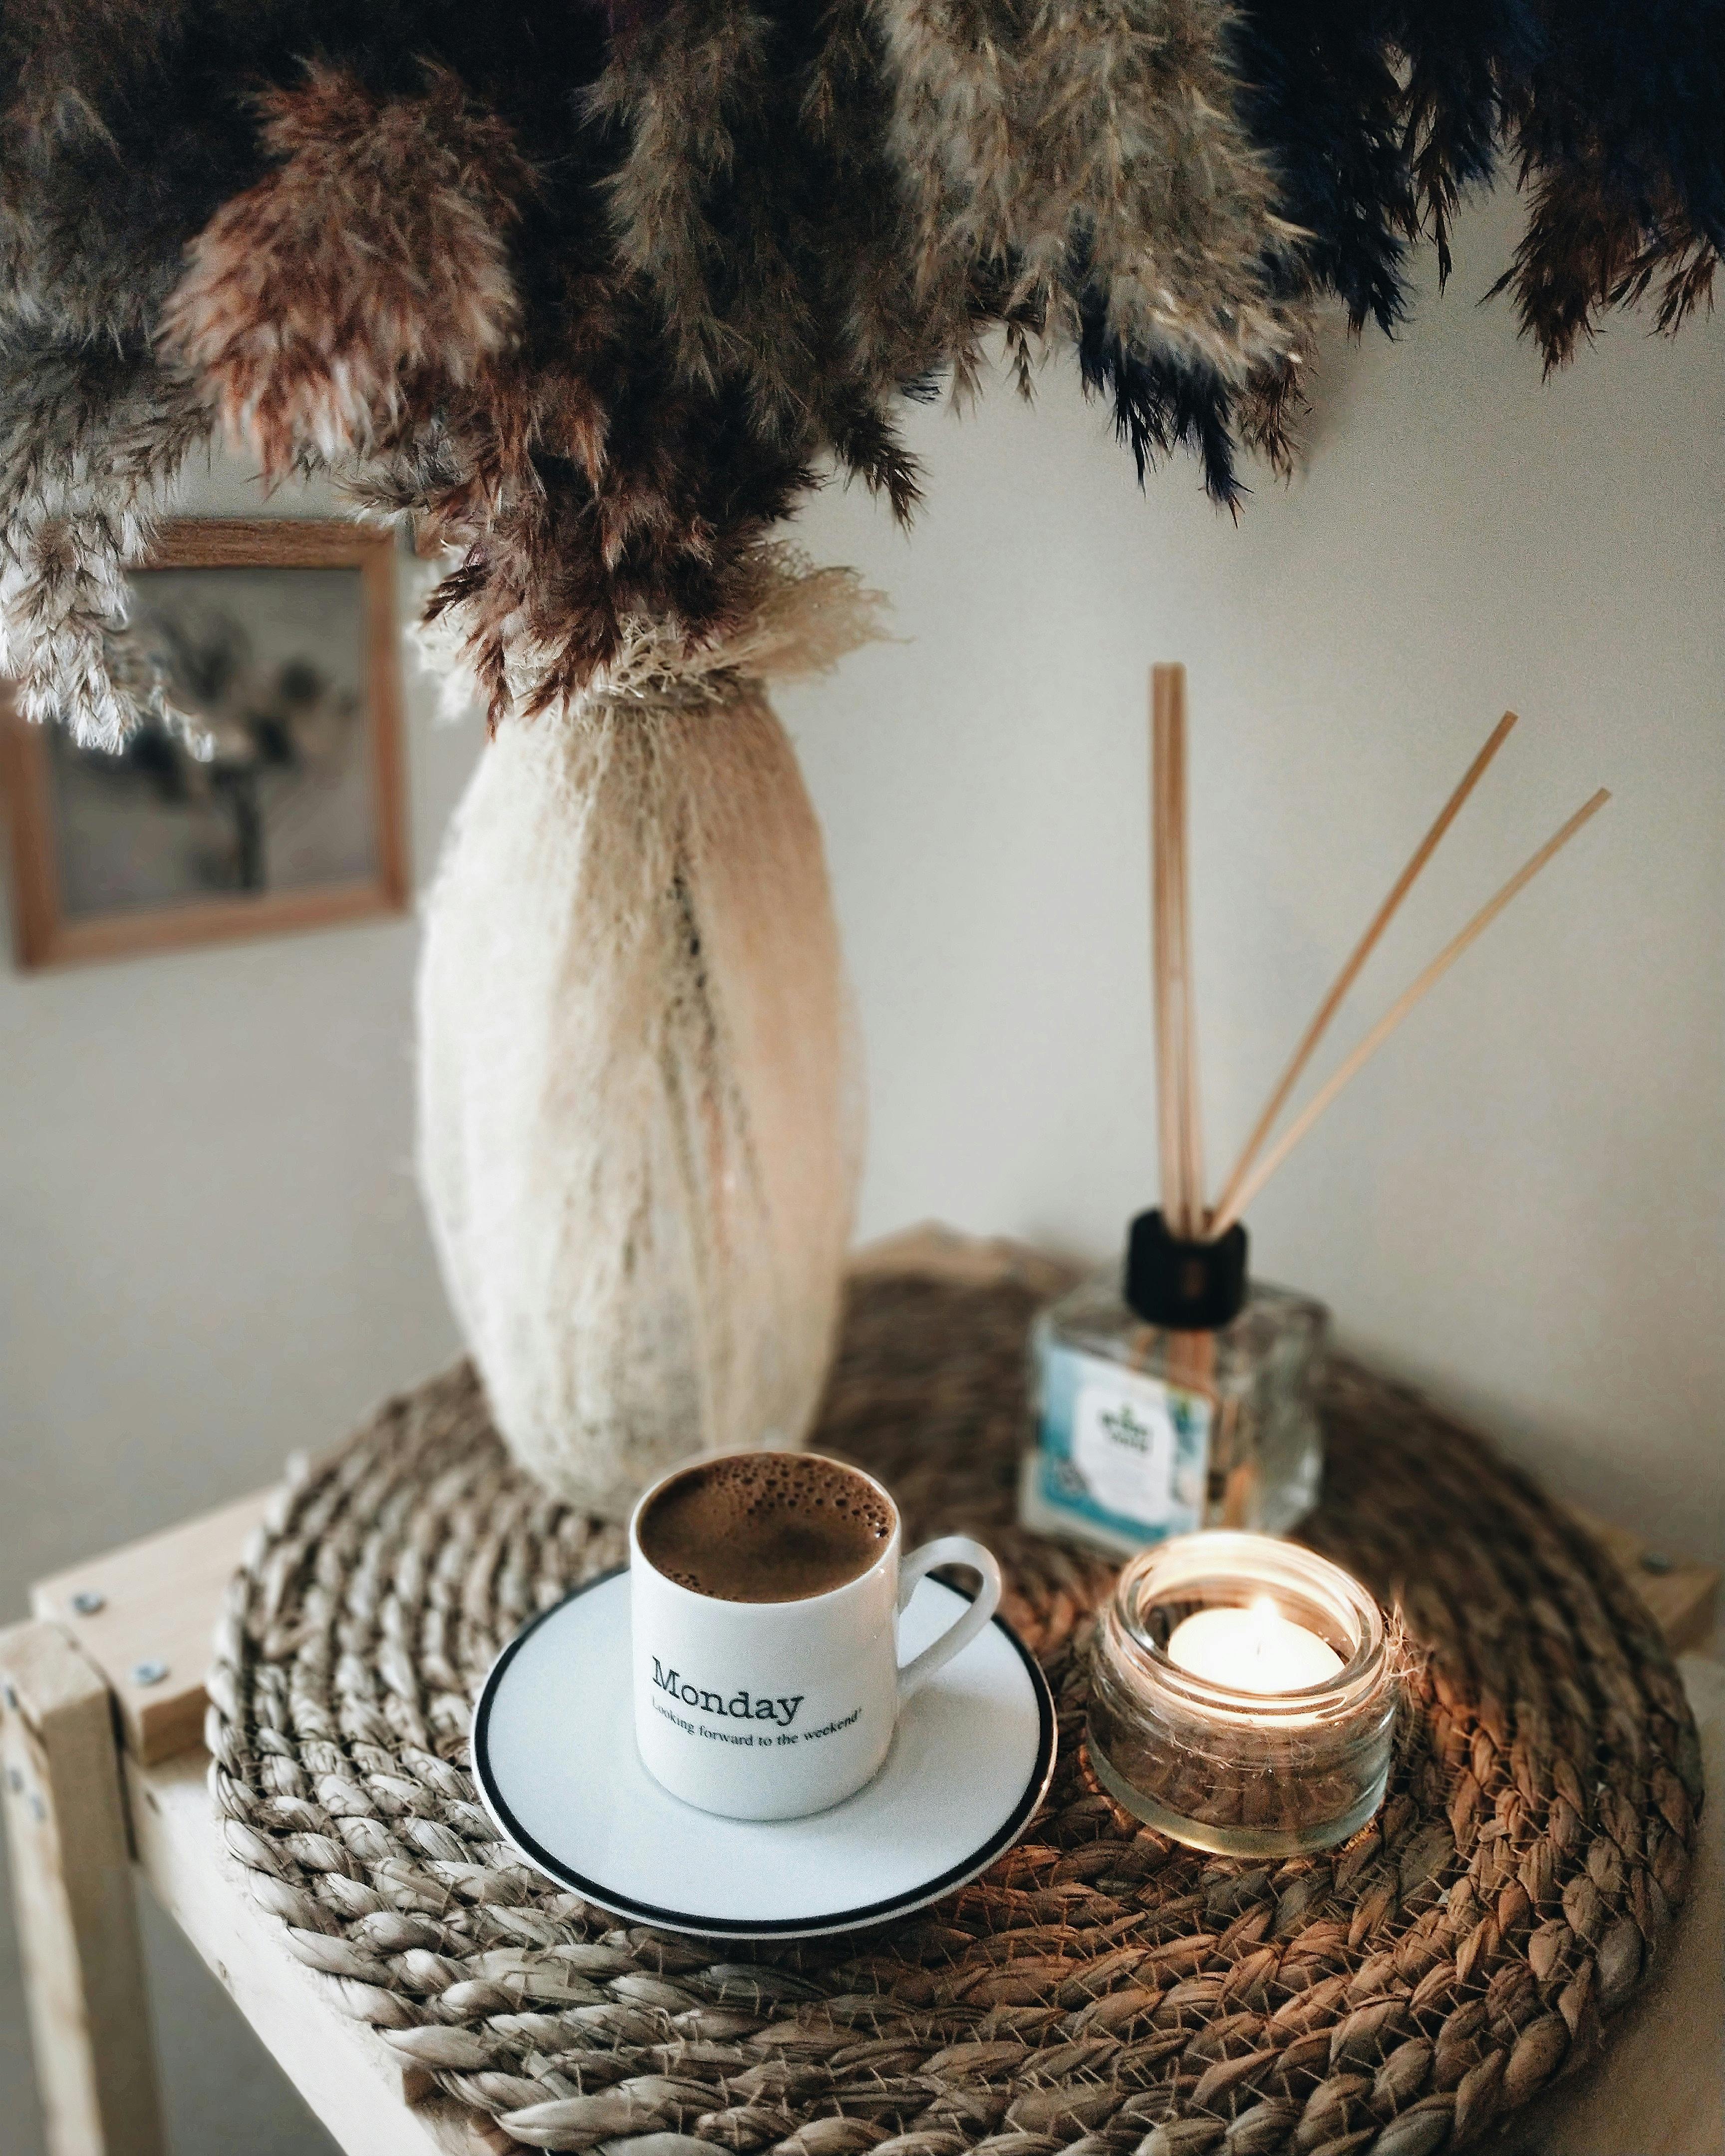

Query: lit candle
<box><xmin>1167</xmin><ymin>1596</ymin><xmax>1343</xmax><ymax>1694</ymax></box>
<box><xmin>1091</xmin><ymin>1535</ymin><xmax>1395</xmax><ymax>1856</ymax></box>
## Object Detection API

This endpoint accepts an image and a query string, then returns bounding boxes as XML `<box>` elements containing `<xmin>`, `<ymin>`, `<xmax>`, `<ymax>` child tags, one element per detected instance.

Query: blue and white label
<box><xmin>1035</xmin><ymin>1345</ymin><xmax>1209</xmax><ymax>1543</ymax></box>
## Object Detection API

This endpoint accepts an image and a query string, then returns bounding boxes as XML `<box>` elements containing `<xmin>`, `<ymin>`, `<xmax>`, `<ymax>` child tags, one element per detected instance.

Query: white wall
<box><xmin>782</xmin><ymin>190</ymin><xmax>1724</xmax><ymax>1566</ymax></box>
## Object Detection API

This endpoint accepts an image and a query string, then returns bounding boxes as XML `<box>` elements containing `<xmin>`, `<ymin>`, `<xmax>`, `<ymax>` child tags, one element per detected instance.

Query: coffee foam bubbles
<box><xmin>691</xmin><ymin>1453</ymin><xmax>891</xmax><ymax>1535</ymax></box>
<box><xmin>637</xmin><ymin>1452</ymin><xmax>894</xmax><ymax>1603</ymax></box>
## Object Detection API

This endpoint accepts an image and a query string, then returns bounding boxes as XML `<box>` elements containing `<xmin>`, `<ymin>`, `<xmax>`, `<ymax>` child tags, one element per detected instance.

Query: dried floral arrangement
<box><xmin>0</xmin><ymin>0</ymin><xmax>1719</xmax><ymax>749</ymax></box>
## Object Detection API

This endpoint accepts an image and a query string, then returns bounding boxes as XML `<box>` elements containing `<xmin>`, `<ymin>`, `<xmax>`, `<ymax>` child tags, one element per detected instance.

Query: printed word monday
<box><xmin>650</xmin><ymin>1658</ymin><xmax>805</xmax><ymax>1727</ymax></box>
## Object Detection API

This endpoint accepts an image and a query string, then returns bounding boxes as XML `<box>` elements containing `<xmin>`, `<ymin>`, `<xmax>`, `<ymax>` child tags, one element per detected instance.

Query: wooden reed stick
<box><xmin>1151</xmin><ymin>666</ymin><xmax>1204</xmax><ymax>1236</ymax></box>
<box><xmin>1170</xmin><ymin>693</ymin><xmax>1205</xmax><ymax>1235</ymax></box>
<box><xmin>1151</xmin><ymin>668</ymin><xmax>1184</xmax><ymax>1230</ymax></box>
<box><xmin>1209</xmin><ymin>711</ymin><xmax>1520</xmax><ymax>1232</ymax></box>
<box><xmin>1208</xmin><ymin>788</ymin><xmax>1610</xmax><ymax>1237</ymax></box>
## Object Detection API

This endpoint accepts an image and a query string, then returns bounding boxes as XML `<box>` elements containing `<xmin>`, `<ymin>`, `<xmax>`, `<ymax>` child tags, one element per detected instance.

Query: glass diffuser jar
<box><xmin>1020</xmin><ymin>1211</ymin><xmax>1326</xmax><ymax>1557</ymax></box>
<box><xmin>1088</xmin><ymin>1532</ymin><xmax>1398</xmax><ymax>1857</ymax></box>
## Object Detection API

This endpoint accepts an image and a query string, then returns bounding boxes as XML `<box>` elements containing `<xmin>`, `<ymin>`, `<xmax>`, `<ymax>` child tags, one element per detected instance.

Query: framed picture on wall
<box><xmin>0</xmin><ymin>518</ymin><xmax>408</xmax><ymax>970</ymax></box>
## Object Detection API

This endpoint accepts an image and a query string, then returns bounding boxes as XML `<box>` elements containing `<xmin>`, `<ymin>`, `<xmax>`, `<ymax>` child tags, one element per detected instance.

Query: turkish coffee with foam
<box><xmin>629</xmin><ymin>1448</ymin><xmax>1003</xmax><ymax>1818</ymax></box>
<box><xmin>636</xmin><ymin>1453</ymin><xmax>893</xmax><ymax>1603</ymax></box>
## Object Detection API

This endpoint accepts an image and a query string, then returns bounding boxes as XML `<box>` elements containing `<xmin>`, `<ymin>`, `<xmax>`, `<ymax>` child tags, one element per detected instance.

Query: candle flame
<box><xmin>1248</xmin><ymin>1597</ymin><xmax>1281</xmax><ymax>1659</ymax></box>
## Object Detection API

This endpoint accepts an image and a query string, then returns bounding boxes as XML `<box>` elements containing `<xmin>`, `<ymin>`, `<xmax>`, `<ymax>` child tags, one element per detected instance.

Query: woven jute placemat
<box><xmin>208</xmin><ymin>1267</ymin><xmax>1704</xmax><ymax>2156</ymax></box>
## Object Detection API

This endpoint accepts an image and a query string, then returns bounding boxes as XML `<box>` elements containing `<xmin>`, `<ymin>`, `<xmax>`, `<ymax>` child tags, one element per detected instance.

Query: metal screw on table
<box><xmin>70</xmin><ymin>1590</ymin><xmax>107</xmax><ymax>1616</ymax></box>
<box><xmin>132</xmin><ymin>1660</ymin><xmax>170</xmax><ymax>1688</ymax></box>
<box><xmin>1640</xmin><ymin>1552</ymin><xmax>1675</xmax><ymax>1576</ymax></box>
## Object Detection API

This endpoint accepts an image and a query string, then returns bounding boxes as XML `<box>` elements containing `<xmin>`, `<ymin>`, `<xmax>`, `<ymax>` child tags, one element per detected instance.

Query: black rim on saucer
<box><xmin>471</xmin><ymin>1566</ymin><xmax>1059</xmax><ymax>1939</ymax></box>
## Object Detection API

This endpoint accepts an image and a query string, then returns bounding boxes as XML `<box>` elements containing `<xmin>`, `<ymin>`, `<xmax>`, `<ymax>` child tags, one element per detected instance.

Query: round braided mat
<box><xmin>209</xmin><ymin>1268</ymin><xmax>1704</xmax><ymax>2156</ymax></box>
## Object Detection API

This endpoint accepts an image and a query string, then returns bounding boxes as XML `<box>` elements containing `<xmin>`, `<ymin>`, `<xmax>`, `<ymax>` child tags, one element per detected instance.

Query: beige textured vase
<box><xmin>416</xmin><ymin>688</ymin><xmax>862</xmax><ymax>1521</ymax></box>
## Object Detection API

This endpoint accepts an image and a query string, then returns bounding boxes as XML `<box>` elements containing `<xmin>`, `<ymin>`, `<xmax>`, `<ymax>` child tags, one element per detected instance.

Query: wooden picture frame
<box><xmin>0</xmin><ymin>519</ymin><xmax>409</xmax><ymax>970</ymax></box>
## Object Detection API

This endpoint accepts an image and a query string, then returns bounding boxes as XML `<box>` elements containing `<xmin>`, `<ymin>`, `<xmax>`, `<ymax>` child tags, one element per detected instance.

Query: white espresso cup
<box><xmin>629</xmin><ymin>1451</ymin><xmax>1003</xmax><ymax>1820</ymax></box>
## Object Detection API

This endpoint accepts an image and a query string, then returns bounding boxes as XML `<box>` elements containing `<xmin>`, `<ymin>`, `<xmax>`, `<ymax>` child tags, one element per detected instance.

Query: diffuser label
<box><xmin>1036</xmin><ymin>1347</ymin><xmax>1209</xmax><ymax>1543</ymax></box>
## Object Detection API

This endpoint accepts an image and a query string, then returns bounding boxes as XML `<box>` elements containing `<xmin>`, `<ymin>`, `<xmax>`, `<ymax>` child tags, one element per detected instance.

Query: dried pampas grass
<box><xmin>161</xmin><ymin>67</ymin><xmax>535</xmax><ymax>474</ymax></box>
<box><xmin>591</xmin><ymin>0</ymin><xmax>940</xmax><ymax>516</ymax></box>
<box><xmin>876</xmin><ymin>0</ymin><xmax>1305</xmax><ymax>377</ymax></box>
<box><xmin>1490</xmin><ymin>0</ymin><xmax>1724</xmax><ymax>366</ymax></box>
<box><xmin>0</xmin><ymin>339</ymin><xmax>210</xmax><ymax>746</ymax></box>
<box><xmin>416</xmin><ymin>537</ymin><xmax>891</xmax><ymax>723</ymax></box>
<box><xmin>1</xmin><ymin>0</ymin><xmax>1720</xmax><ymax>747</ymax></box>
<box><xmin>417</xmin><ymin>552</ymin><xmax>878</xmax><ymax>1514</ymax></box>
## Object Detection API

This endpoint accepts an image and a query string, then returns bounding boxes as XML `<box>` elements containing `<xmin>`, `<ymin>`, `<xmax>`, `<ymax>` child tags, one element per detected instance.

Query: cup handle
<box><xmin>895</xmin><ymin>1536</ymin><xmax>1004</xmax><ymax>1701</ymax></box>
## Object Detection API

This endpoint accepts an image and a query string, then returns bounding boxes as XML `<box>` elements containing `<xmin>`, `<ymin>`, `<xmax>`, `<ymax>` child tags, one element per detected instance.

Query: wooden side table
<box><xmin>2</xmin><ymin>1451</ymin><xmax>1719</xmax><ymax>2156</ymax></box>
<box><xmin>2</xmin><ymin>1491</ymin><xmax>501</xmax><ymax>2156</ymax></box>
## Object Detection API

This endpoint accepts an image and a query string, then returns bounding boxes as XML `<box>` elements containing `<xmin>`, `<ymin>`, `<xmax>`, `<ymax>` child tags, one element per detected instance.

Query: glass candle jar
<box><xmin>1087</xmin><ymin>1531</ymin><xmax>1398</xmax><ymax>1857</ymax></box>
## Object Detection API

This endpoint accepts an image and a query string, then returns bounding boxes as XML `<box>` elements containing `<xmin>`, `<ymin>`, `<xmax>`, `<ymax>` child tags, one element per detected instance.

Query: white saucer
<box><xmin>472</xmin><ymin>1568</ymin><xmax>1056</xmax><ymax>1938</ymax></box>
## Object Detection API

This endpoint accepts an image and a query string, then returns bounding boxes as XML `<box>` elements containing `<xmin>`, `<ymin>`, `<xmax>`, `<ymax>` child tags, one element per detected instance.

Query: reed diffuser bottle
<box><xmin>1020</xmin><ymin>667</ymin><xmax>1605</xmax><ymax>1560</ymax></box>
<box><xmin>1021</xmin><ymin>1215</ymin><xmax>1327</xmax><ymax>1556</ymax></box>
<box><xmin>1021</xmin><ymin>666</ymin><xmax>1325</xmax><ymax>1555</ymax></box>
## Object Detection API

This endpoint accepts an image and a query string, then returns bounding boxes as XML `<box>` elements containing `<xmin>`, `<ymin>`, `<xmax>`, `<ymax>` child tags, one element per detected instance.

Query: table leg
<box><xmin>0</xmin><ymin>1622</ymin><xmax>166</xmax><ymax>2156</ymax></box>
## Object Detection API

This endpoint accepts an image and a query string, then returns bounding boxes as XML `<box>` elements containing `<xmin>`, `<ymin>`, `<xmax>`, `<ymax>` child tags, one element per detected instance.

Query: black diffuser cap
<box><xmin>1124</xmin><ymin>1210</ymin><xmax>1248</xmax><ymax>1331</ymax></box>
